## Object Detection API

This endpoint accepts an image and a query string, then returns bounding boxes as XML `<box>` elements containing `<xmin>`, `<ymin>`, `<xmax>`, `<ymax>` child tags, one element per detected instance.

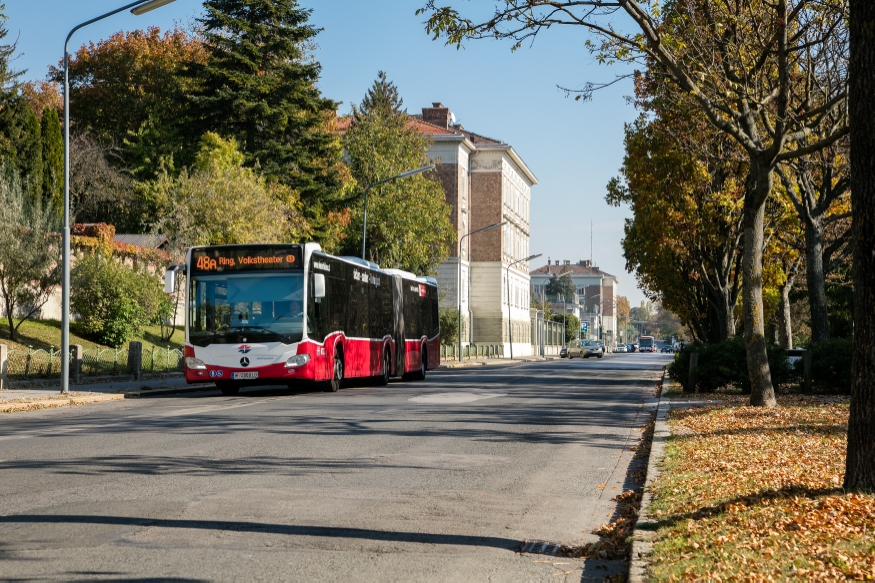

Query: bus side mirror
<box><xmin>165</xmin><ymin>270</ymin><xmax>176</xmax><ymax>294</ymax></box>
<box><xmin>165</xmin><ymin>265</ymin><xmax>185</xmax><ymax>294</ymax></box>
<box><xmin>313</xmin><ymin>274</ymin><xmax>326</xmax><ymax>299</ymax></box>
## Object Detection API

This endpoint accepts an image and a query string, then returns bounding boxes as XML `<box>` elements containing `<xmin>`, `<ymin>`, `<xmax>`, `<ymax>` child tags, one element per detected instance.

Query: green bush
<box><xmin>439</xmin><ymin>309</ymin><xmax>459</xmax><ymax>345</ymax></box>
<box><xmin>669</xmin><ymin>337</ymin><xmax>791</xmax><ymax>393</ymax></box>
<box><xmin>72</xmin><ymin>253</ymin><xmax>170</xmax><ymax>346</ymax></box>
<box><xmin>794</xmin><ymin>338</ymin><xmax>853</xmax><ymax>394</ymax></box>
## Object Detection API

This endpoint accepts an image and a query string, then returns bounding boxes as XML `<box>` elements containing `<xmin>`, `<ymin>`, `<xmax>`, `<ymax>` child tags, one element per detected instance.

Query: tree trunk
<box><xmin>743</xmin><ymin>161</ymin><xmax>777</xmax><ymax>407</ymax></box>
<box><xmin>804</xmin><ymin>216</ymin><xmax>830</xmax><ymax>342</ymax></box>
<box><xmin>777</xmin><ymin>274</ymin><xmax>794</xmax><ymax>349</ymax></box>
<box><xmin>845</xmin><ymin>0</ymin><xmax>875</xmax><ymax>491</ymax></box>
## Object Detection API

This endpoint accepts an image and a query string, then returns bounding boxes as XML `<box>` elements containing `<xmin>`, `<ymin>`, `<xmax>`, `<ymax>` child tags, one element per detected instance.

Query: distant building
<box><xmin>530</xmin><ymin>259</ymin><xmax>619</xmax><ymax>346</ymax></box>
<box><xmin>414</xmin><ymin>103</ymin><xmax>538</xmax><ymax>355</ymax></box>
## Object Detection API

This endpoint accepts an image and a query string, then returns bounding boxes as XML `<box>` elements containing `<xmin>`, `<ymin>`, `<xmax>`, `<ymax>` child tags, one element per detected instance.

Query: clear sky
<box><xmin>6</xmin><ymin>0</ymin><xmax>646</xmax><ymax>307</ymax></box>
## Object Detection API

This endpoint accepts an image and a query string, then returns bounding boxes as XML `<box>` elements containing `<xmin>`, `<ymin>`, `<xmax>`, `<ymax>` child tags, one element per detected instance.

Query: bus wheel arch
<box><xmin>326</xmin><ymin>344</ymin><xmax>343</xmax><ymax>392</ymax></box>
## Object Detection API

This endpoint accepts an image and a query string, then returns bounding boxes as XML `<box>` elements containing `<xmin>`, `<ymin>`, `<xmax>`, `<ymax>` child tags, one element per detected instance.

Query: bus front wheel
<box><xmin>216</xmin><ymin>382</ymin><xmax>240</xmax><ymax>395</ymax></box>
<box><xmin>326</xmin><ymin>348</ymin><xmax>343</xmax><ymax>392</ymax></box>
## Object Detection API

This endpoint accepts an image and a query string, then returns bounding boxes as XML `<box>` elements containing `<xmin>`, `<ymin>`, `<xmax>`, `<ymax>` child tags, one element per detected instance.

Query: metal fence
<box><xmin>440</xmin><ymin>344</ymin><xmax>504</xmax><ymax>359</ymax></box>
<box><xmin>6</xmin><ymin>346</ymin><xmax>64</xmax><ymax>380</ymax></box>
<box><xmin>2</xmin><ymin>343</ymin><xmax>183</xmax><ymax>381</ymax></box>
<box><xmin>143</xmin><ymin>345</ymin><xmax>184</xmax><ymax>374</ymax></box>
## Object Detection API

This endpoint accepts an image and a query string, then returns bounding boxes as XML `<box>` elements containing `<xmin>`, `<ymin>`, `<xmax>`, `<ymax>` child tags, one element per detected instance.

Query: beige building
<box><xmin>415</xmin><ymin>103</ymin><xmax>538</xmax><ymax>355</ymax></box>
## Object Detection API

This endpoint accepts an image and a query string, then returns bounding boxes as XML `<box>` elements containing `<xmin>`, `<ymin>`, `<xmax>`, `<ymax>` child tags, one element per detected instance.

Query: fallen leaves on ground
<box><xmin>648</xmin><ymin>395</ymin><xmax>875</xmax><ymax>581</ymax></box>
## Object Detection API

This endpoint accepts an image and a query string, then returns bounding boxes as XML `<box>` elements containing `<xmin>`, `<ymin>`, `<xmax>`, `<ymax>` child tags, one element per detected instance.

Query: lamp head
<box><xmin>131</xmin><ymin>0</ymin><xmax>176</xmax><ymax>15</ymax></box>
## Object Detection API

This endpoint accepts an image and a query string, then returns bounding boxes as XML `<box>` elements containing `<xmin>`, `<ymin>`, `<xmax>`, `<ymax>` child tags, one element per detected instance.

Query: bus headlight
<box><xmin>285</xmin><ymin>354</ymin><xmax>311</xmax><ymax>368</ymax></box>
<box><xmin>185</xmin><ymin>357</ymin><xmax>207</xmax><ymax>370</ymax></box>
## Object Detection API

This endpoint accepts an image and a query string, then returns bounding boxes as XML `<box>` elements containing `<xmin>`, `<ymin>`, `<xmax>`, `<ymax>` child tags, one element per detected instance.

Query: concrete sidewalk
<box><xmin>0</xmin><ymin>374</ymin><xmax>212</xmax><ymax>412</ymax></box>
<box><xmin>436</xmin><ymin>354</ymin><xmax>556</xmax><ymax>368</ymax></box>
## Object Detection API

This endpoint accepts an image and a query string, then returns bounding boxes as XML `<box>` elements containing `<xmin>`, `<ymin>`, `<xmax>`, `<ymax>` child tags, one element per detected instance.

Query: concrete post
<box><xmin>686</xmin><ymin>349</ymin><xmax>699</xmax><ymax>393</ymax></box>
<box><xmin>128</xmin><ymin>341</ymin><xmax>143</xmax><ymax>380</ymax></box>
<box><xmin>71</xmin><ymin>344</ymin><xmax>83</xmax><ymax>385</ymax></box>
<box><xmin>0</xmin><ymin>344</ymin><xmax>7</xmax><ymax>390</ymax></box>
<box><xmin>803</xmin><ymin>349</ymin><xmax>812</xmax><ymax>394</ymax></box>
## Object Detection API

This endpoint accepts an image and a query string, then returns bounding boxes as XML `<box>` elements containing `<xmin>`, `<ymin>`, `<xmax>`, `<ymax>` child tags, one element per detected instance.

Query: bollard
<box><xmin>71</xmin><ymin>345</ymin><xmax>83</xmax><ymax>384</ymax></box>
<box><xmin>686</xmin><ymin>349</ymin><xmax>699</xmax><ymax>393</ymax></box>
<box><xmin>803</xmin><ymin>349</ymin><xmax>812</xmax><ymax>394</ymax></box>
<box><xmin>0</xmin><ymin>344</ymin><xmax>7</xmax><ymax>390</ymax></box>
<box><xmin>128</xmin><ymin>341</ymin><xmax>143</xmax><ymax>380</ymax></box>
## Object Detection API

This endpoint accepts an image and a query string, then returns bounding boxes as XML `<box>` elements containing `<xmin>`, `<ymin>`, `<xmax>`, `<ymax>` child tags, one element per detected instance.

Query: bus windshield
<box><xmin>189</xmin><ymin>272</ymin><xmax>305</xmax><ymax>346</ymax></box>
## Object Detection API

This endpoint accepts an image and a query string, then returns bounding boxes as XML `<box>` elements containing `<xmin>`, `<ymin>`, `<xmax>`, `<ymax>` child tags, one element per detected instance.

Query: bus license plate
<box><xmin>232</xmin><ymin>372</ymin><xmax>258</xmax><ymax>380</ymax></box>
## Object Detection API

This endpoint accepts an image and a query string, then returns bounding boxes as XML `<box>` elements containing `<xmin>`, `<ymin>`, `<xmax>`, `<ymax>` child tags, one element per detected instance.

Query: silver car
<box><xmin>567</xmin><ymin>340</ymin><xmax>604</xmax><ymax>359</ymax></box>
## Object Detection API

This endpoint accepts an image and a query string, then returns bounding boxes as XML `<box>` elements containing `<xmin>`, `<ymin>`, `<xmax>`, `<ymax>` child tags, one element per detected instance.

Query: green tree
<box><xmin>342</xmin><ymin>74</ymin><xmax>454</xmax><ymax>274</ymax></box>
<box><xmin>151</xmin><ymin>132</ymin><xmax>308</xmax><ymax>252</ymax></box>
<box><xmin>187</xmin><ymin>0</ymin><xmax>346</xmax><ymax>216</ymax></box>
<box><xmin>0</xmin><ymin>97</ymin><xmax>43</xmax><ymax>204</ymax></box>
<box><xmin>40</xmin><ymin>107</ymin><xmax>63</xmax><ymax>213</ymax></box>
<box><xmin>439</xmin><ymin>308</ymin><xmax>459</xmax><ymax>345</ymax></box>
<box><xmin>0</xmin><ymin>4</ymin><xmax>21</xmax><ymax>90</ymax></box>
<box><xmin>50</xmin><ymin>26</ymin><xmax>207</xmax><ymax>178</ymax></box>
<box><xmin>545</xmin><ymin>271</ymin><xmax>574</xmax><ymax>299</ymax></box>
<box><xmin>550</xmin><ymin>312</ymin><xmax>580</xmax><ymax>344</ymax></box>
<box><xmin>0</xmin><ymin>159</ymin><xmax>61</xmax><ymax>342</ymax></box>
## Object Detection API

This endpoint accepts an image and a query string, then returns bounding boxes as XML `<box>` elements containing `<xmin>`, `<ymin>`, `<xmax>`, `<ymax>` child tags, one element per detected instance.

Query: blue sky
<box><xmin>6</xmin><ymin>0</ymin><xmax>646</xmax><ymax>306</ymax></box>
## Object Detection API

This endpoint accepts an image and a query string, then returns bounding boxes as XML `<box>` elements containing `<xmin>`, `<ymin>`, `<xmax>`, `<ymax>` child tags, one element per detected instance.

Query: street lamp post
<box><xmin>457</xmin><ymin>221</ymin><xmax>506</xmax><ymax>361</ymax></box>
<box><xmin>61</xmin><ymin>0</ymin><xmax>178</xmax><ymax>394</ymax></box>
<box><xmin>361</xmin><ymin>165</ymin><xmax>434</xmax><ymax>260</ymax></box>
<box><xmin>506</xmin><ymin>253</ymin><xmax>541</xmax><ymax>360</ymax></box>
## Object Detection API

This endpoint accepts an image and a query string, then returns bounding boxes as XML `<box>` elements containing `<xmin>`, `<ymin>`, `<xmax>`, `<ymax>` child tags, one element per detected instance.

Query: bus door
<box><xmin>391</xmin><ymin>275</ymin><xmax>405</xmax><ymax>376</ymax></box>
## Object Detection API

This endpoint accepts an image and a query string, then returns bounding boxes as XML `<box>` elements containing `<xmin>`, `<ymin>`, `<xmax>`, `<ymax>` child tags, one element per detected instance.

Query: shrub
<box><xmin>71</xmin><ymin>253</ymin><xmax>169</xmax><ymax>346</ymax></box>
<box><xmin>439</xmin><ymin>309</ymin><xmax>459</xmax><ymax>345</ymax></box>
<box><xmin>669</xmin><ymin>337</ymin><xmax>791</xmax><ymax>393</ymax></box>
<box><xmin>794</xmin><ymin>338</ymin><xmax>853</xmax><ymax>394</ymax></box>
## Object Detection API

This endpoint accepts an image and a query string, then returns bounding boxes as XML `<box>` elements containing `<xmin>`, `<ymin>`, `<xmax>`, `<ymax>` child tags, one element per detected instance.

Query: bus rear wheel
<box><xmin>374</xmin><ymin>348</ymin><xmax>390</xmax><ymax>386</ymax></box>
<box><xmin>413</xmin><ymin>347</ymin><xmax>427</xmax><ymax>381</ymax></box>
<box><xmin>325</xmin><ymin>348</ymin><xmax>343</xmax><ymax>392</ymax></box>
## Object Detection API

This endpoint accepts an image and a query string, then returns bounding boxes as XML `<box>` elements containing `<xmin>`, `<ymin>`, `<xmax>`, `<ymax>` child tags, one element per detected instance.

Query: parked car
<box><xmin>629</xmin><ymin>343</ymin><xmax>638</xmax><ymax>352</ymax></box>
<box><xmin>560</xmin><ymin>345</ymin><xmax>569</xmax><ymax>358</ymax></box>
<box><xmin>567</xmin><ymin>340</ymin><xmax>604</xmax><ymax>359</ymax></box>
<box><xmin>616</xmin><ymin>344</ymin><xmax>628</xmax><ymax>353</ymax></box>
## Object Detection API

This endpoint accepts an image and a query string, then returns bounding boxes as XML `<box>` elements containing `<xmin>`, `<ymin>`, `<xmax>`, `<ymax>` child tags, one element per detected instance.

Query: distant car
<box><xmin>568</xmin><ymin>340</ymin><xmax>603</xmax><ymax>359</ymax></box>
<box><xmin>560</xmin><ymin>345</ymin><xmax>569</xmax><ymax>358</ymax></box>
<box><xmin>629</xmin><ymin>343</ymin><xmax>639</xmax><ymax>352</ymax></box>
<box><xmin>616</xmin><ymin>344</ymin><xmax>628</xmax><ymax>353</ymax></box>
<box><xmin>660</xmin><ymin>345</ymin><xmax>673</xmax><ymax>353</ymax></box>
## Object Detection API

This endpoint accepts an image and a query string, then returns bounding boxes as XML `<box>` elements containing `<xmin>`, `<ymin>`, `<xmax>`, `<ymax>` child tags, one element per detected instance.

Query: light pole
<box><xmin>506</xmin><ymin>253</ymin><xmax>541</xmax><ymax>360</ymax></box>
<box><xmin>61</xmin><ymin>0</ymin><xmax>178</xmax><ymax>394</ymax></box>
<box><xmin>457</xmin><ymin>221</ymin><xmax>506</xmax><ymax>360</ymax></box>
<box><xmin>361</xmin><ymin>164</ymin><xmax>434</xmax><ymax>260</ymax></box>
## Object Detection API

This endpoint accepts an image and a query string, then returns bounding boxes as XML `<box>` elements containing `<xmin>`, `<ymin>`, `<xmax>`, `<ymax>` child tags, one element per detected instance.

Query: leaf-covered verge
<box><xmin>648</xmin><ymin>397</ymin><xmax>875</xmax><ymax>580</ymax></box>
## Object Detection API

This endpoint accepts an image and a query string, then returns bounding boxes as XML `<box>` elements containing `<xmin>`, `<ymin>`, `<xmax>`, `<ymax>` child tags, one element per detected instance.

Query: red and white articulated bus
<box><xmin>166</xmin><ymin>243</ymin><xmax>440</xmax><ymax>395</ymax></box>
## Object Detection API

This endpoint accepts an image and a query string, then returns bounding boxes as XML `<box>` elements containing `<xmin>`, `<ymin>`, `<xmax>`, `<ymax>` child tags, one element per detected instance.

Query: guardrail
<box><xmin>439</xmin><ymin>344</ymin><xmax>504</xmax><ymax>359</ymax></box>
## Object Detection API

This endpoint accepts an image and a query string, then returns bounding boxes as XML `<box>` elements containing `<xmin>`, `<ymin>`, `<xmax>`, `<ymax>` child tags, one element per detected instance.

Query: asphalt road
<box><xmin>0</xmin><ymin>353</ymin><xmax>670</xmax><ymax>582</ymax></box>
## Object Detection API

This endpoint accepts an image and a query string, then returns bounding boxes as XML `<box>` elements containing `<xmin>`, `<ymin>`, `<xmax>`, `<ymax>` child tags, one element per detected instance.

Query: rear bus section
<box><xmin>176</xmin><ymin>244</ymin><xmax>439</xmax><ymax>392</ymax></box>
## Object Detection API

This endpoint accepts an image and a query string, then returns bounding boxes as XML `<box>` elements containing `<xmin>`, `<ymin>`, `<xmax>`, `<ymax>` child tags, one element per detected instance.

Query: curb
<box><xmin>629</xmin><ymin>376</ymin><xmax>671</xmax><ymax>583</ymax></box>
<box><xmin>436</xmin><ymin>357</ymin><xmax>554</xmax><ymax>370</ymax></box>
<box><xmin>124</xmin><ymin>385</ymin><xmax>218</xmax><ymax>398</ymax></box>
<box><xmin>0</xmin><ymin>392</ymin><xmax>125</xmax><ymax>413</ymax></box>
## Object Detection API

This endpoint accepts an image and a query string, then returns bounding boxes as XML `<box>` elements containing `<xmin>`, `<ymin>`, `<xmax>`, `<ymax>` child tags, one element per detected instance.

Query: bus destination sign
<box><xmin>191</xmin><ymin>246</ymin><xmax>302</xmax><ymax>273</ymax></box>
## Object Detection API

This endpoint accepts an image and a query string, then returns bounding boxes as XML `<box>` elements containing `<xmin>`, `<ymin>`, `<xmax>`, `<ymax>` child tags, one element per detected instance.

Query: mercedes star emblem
<box><xmin>240</xmin><ymin>357</ymin><xmax>250</xmax><ymax>367</ymax></box>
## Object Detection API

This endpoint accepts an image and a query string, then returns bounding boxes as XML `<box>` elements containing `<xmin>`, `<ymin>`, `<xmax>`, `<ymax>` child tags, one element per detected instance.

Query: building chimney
<box><xmin>422</xmin><ymin>102</ymin><xmax>451</xmax><ymax>129</ymax></box>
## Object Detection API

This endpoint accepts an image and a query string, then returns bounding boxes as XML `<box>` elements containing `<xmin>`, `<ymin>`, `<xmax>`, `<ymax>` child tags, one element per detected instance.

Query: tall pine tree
<box><xmin>187</xmin><ymin>0</ymin><xmax>346</xmax><ymax>213</ymax></box>
<box><xmin>40</xmin><ymin>107</ymin><xmax>63</xmax><ymax>213</ymax></box>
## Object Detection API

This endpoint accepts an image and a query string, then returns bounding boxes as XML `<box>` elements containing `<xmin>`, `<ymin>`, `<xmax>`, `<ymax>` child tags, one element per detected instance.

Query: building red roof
<box><xmin>334</xmin><ymin>115</ymin><xmax>458</xmax><ymax>136</ymax></box>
